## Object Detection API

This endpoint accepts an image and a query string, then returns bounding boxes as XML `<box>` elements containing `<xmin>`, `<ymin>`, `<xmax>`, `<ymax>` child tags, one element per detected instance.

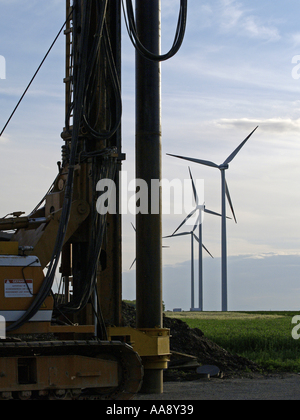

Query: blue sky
<box><xmin>0</xmin><ymin>1</ymin><xmax>299</xmax><ymax>310</ymax></box>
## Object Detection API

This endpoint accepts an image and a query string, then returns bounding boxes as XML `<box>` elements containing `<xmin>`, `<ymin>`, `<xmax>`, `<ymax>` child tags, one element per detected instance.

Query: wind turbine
<box><xmin>172</xmin><ymin>167</ymin><xmax>223</xmax><ymax>311</ymax></box>
<box><xmin>171</xmin><ymin>167</ymin><xmax>221</xmax><ymax>310</ymax></box>
<box><xmin>167</xmin><ymin>126</ymin><xmax>258</xmax><ymax>311</ymax></box>
<box><xmin>164</xmin><ymin>228</ymin><xmax>199</xmax><ymax>311</ymax></box>
<box><xmin>164</xmin><ymin>208</ymin><xmax>214</xmax><ymax>311</ymax></box>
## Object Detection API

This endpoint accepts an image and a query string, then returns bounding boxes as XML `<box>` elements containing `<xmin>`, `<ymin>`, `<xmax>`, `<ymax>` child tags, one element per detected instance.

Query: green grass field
<box><xmin>165</xmin><ymin>311</ymin><xmax>300</xmax><ymax>372</ymax></box>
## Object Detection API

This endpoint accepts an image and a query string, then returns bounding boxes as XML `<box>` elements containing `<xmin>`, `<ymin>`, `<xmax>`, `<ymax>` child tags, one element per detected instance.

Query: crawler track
<box><xmin>0</xmin><ymin>340</ymin><xmax>143</xmax><ymax>400</ymax></box>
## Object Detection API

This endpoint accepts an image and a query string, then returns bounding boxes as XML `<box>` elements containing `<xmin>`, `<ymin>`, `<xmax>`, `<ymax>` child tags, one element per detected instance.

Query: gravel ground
<box><xmin>134</xmin><ymin>373</ymin><xmax>300</xmax><ymax>400</ymax></box>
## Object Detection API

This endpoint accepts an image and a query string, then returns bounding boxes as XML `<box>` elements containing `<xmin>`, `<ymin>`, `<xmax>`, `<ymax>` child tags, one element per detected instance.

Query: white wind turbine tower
<box><xmin>167</xmin><ymin>126</ymin><xmax>258</xmax><ymax>311</ymax></box>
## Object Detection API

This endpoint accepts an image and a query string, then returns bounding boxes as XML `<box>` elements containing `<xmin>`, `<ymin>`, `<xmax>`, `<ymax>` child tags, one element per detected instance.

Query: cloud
<box><xmin>290</xmin><ymin>32</ymin><xmax>300</xmax><ymax>47</ymax></box>
<box><xmin>220</xmin><ymin>0</ymin><xmax>244</xmax><ymax>30</ymax></box>
<box><xmin>243</xmin><ymin>16</ymin><xmax>281</xmax><ymax>42</ymax></box>
<box><xmin>216</xmin><ymin>117</ymin><xmax>300</xmax><ymax>133</ymax></box>
<box><xmin>242</xmin><ymin>251</ymin><xmax>300</xmax><ymax>260</ymax></box>
<box><xmin>0</xmin><ymin>134</ymin><xmax>9</xmax><ymax>144</ymax></box>
<box><xmin>218</xmin><ymin>0</ymin><xmax>281</xmax><ymax>42</ymax></box>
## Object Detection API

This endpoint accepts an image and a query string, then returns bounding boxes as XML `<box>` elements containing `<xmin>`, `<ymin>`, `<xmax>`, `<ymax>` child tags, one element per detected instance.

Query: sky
<box><xmin>0</xmin><ymin>1</ymin><xmax>299</xmax><ymax>311</ymax></box>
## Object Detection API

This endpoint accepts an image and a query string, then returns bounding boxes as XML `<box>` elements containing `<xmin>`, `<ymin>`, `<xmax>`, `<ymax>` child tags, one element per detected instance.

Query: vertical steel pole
<box><xmin>191</xmin><ymin>233</ymin><xmax>194</xmax><ymax>310</ymax></box>
<box><xmin>135</xmin><ymin>0</ymin><xmax>163</xmax><ymax>393</ymax></box>
<box><xmin>198</xmin><ymin>221</ymin><xmax>203</xmax><ymax>311</ymax></box>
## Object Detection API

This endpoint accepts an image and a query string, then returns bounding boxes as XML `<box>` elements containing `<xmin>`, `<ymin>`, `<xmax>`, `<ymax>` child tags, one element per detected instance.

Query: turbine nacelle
<box><xmin>219</xmin><ymin>163</ymin><xmax>229</xmax><ymax>170</ymax></box>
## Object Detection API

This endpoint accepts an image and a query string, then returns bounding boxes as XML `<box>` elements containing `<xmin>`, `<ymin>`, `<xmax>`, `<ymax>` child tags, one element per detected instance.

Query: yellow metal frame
<box><xmin>0</xmin><ymin>355</ymin><xmax>119</xmax><ymax>393</ymax></box>
<box><xmin>0</xmin><ymin>242</ymin><xmax>19</xmax><ymax>256</ymax></box>
<box><xmin>107</xmin><ymin>326</ymin><xmax>170</xmax><ymax>370</ymax></box>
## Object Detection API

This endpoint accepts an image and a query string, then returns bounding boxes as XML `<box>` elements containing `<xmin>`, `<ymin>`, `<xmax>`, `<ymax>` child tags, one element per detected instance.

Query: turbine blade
<box><xmin>204</xmin><ymin>207</ymin><xmax>231</xmax><ymax>219</ymax></box>
<box><xmin>225</xmin><ymin>179</ymin><xmax>237</xmax><ymax>223</ymax></box>
<box><xmin>172</xmin><ymin>208</ymin><xmax>197</xmax><ymax>235</ymax></box>
<box><xmin>223</xmin><ymin>126</ymin><xmax>258</xmax><ymax>165</ymax></box>
<box><xmin>204</xmin><ymin>208</ymin><xmax>222</xmax><ymax>217</ymax></box>
<box><xmin>193</xmin><ymin>233</ymin><xmax>214</xmax><ymax>258</ymax></box>
<box><xmin>164</xmin><ymin>232</ymin><xmax>191</xmax><ymax>239</ymax></box>
<box><xmin>167</xmin><ymin>153</ymin><xmax>219</xmax><ymax>169</ymax></box>
<box><xmin>188</xmin><ymin>167</ymin><xmax>199</xmax><ymax>205</ymax></box>
<box><xmin>202</xmin><ymin>244</ymin><xmax>214</xmax><ymax>259</ymax></box>
<box><xmin>129</xmin><ymin>258</ymin><xmax>136</xmax><ymax>270</ymax></box>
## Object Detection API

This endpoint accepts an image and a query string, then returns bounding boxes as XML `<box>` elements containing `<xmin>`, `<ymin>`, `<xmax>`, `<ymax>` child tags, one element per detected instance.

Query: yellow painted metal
<box><xmin>7</xmin><ymin>322</ymin><xmax>52</xmax><ymax>335</ymax></box>
<box><xmin>49</xmin><ymin>325</ymin><xmax>95</xmax><ymax>334</ymax></box>
<box><xmin>0</xmin><ymin>355</ymin><xmax>119</xmax><ymax>392</ymax></box>
<box><xmin>107</xmin><ymin>326</ymin><xmax>170</xmax><ymax>370</ymax></box>
<box><xmin>0</xmin><ymin>242</ymin><xmax>18</xmax><ymax>255</ymax></box>
<box><xmin>0</xmin><ymin>255</ymin><xmax>53</xmax><ymax>335</ymax></box>
<box><xmin>9</xmin><ymin>323</ymin><xmax>96</xmax><ymax>335</ymax></box>
<box><xmin>0</xmin><ymin>263</ymin><xmax>53</xmax><ymax>312</ymax></box>
<box><xmin>12</xmin><ymin>199</ymin><xmax>90</xmax><ymax>269</ymax></box>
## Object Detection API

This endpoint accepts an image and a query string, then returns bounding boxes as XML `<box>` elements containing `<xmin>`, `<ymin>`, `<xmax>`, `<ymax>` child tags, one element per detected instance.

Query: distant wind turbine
<box><xmin>170</xmin><ymin>167</ymin><xmax>221</xmax><ymax>310</ymax></box>
<box><xmin>167</xmin><ymin>126</ymin><xmax>258</xmax><ymax>311</ymax></box>
<box><xmin>164</xmin><ymin>209</ymin><xmax>214</xmax><ymax>311</ymax></box>
<box><xmin>171</xmin><ymin>167</ymin><xmax>223</xmax><ymax>311</ymax></box>
<box><xmin>164</xmin><ymin>229</ymin><xmax>198</xmax><ymax>310</ymax></box>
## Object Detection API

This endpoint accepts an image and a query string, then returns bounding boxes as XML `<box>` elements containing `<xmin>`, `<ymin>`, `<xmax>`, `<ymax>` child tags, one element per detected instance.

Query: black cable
<box><xmin>6</xmin><ymin>1</ymin><xmax>118</xmax><ymax>331</ymax></box>
<box><xmin>65</xmin><ymin>0</ymin><xmax>121</xmax><ymax>141</ymax></box>
<box><xmin>54</xmin><ymin>155</ymin><xmax>117</xmax><ymax>316</ymax></box>
<box><xmin>29</xmin><ymin>174</ymin><xmax>59</xmax><ymax>216</ymax></box>
<box><xmin>0</xmin><ymin>8</ymin><xmax>74</xmax><ymax>138</ymax></box>
<box><xmin>6</xmin><ymin>2</ymin><xmax>92</xmax><ymax>332</ymax></box>
<box><xmin>95</xmin><ymin>286</ymin><xmax>108</xmax><ymax>341</ymax></box>
<box><xmin>82</xmin><ymin>3</ymin><xmax>121</xmax><ymax>140</ymax></box>
<box><xmin>21</xmin><ymin>259</ymin><xmax>39</xmax><ymax>296</ymax></box>
<box><xmin>122</xmin><ymin>0</ymin><xmax>188</xmax><ymax>62</ymax></box>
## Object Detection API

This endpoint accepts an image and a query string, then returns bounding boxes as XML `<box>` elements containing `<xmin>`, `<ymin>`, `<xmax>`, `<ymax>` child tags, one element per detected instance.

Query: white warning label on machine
<box><xmin>4</xmin><ymin>279</ymin><xmax>33</xmax><ymax>298</ymax></box>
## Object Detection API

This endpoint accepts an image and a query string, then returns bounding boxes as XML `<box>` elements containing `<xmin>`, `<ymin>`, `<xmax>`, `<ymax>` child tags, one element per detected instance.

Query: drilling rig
<box><xmin>0</xmin><ymin>0</ymin><xmax>187</xmax><ymax>399</ymax></box>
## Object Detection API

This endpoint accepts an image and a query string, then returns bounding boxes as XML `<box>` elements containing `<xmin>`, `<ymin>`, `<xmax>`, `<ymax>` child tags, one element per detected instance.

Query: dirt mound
<box><xmin>122</xmin><ymin>302</ymin><xmax>260</xmax><ymax>378</ymax></box>
<box><xmin>163</xmin><ymin>316</ymin><xmax>259</xmax><ymax>376</ymax></box>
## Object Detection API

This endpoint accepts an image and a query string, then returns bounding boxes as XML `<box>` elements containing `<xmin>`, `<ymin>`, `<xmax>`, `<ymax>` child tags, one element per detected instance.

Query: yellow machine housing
<box><xmin>0</xmin><ymin>242</ymin><xmax>53</xmax><ymax>330</ymax></box>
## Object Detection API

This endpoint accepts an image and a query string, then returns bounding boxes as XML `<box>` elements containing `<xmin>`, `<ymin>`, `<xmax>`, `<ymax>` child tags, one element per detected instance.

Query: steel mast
<box><xmin>135</xmin><ymin>0</ymin><xmax>163</xmax><ymax>394</ymax></box>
